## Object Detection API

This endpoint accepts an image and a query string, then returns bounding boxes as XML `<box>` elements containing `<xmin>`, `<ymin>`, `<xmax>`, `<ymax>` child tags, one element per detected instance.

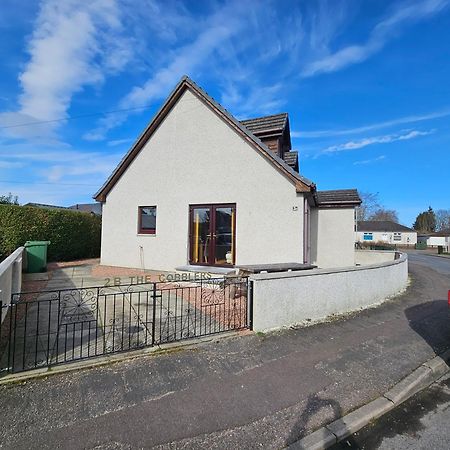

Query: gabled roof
<box><xmin>357</xmin><ymin>221</ymin><xmax>416</xmax><ymax>233</ymax></box>
<box><xmin>314</xmin><ymin>189</ymin><xmax>361</xmax><ymax>208</ymax></box>
<box><xmin>420</xmin><ymin>228</ymin><xmax>450</xmax><ymax>237</ymax></box>
<box><xmin>69</xmin><ymin>203</ymin><xmax>102</xmax><ymax>215</ymax></box>
<box><xmin>240</xmin><ymin>113</ymin><xmax>288</xmax><ymax>138</ymax></box>
<box><xmin>94</xmin><ymin>76</ymin><xmax>314</xmax><ymax>202</ymax></box>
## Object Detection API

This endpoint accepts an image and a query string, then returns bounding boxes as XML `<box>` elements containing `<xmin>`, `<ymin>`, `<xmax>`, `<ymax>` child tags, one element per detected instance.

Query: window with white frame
<box><xmin>363</xmin><ymin>232</ymin><xmax>373</xmax><ymax>241</ymax></box>
<box><xmin>393</xmin><ymin>232</ymin><xmax>401</xmax><ymax>241</ymax></box>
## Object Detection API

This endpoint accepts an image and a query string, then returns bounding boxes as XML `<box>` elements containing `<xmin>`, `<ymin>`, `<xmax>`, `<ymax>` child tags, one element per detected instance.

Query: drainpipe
<box><xmin>303</xmin><ymin>197</ymin><xmax>310</xmax><ymax>264</ymax></box>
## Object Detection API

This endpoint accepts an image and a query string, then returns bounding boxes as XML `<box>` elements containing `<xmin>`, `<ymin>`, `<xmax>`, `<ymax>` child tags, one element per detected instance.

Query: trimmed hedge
<box><xmin>0</xmin><ymin>204</ymin><xmax>101</xmax><ymax>262</ymax></box>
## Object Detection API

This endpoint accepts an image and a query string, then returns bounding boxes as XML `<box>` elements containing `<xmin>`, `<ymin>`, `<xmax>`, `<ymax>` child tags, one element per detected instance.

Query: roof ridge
<box><xmin>240</xmin><ymin>112</ymin><xmax>288</xmax><ymax>122</ymax></box>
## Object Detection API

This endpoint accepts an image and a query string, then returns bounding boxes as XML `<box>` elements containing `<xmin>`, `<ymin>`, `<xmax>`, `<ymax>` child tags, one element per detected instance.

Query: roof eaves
<box><xmin>314</xmin><ymin>189</ymin><xmax>362</xmax><ymax>208</ymax></box>
<box><xmin>94</xmin><ymin>77</ymin><xmax>314</xmax><ymax>201</ymax></box>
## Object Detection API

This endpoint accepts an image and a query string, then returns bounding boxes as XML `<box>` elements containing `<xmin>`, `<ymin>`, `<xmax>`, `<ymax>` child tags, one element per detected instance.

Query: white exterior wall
<box><xmin>418</xmin><ymin>235</ymin><xmax>450</xmax><ymax>248</ymax></box>
<box><xmin>427</xmin><ymin>236</ymin><xmax>447</xmax><ymax>247</ymax></box>
<box><xmin>310</xmin><ymin>207</ymin><xmax>355</xmax><ymax>268</ymax></box>
<box><xmin>251</xmin><ymin>252</ymin><xmax>408</xmax><ymax>332</ymax></box>
<box><xmin>101</xmin><ymin>90</ymin><xmax>305</xmax><ymax>271</ymax></box>
<box><xmin>356</xmin><ymin>230</ymin><xmax>417</xmax><ymax>246</ymax></box>
<box><xmin>0</xmin><ymin>247</ymin><xmax>24</xmax><ymax>323</ymax></box>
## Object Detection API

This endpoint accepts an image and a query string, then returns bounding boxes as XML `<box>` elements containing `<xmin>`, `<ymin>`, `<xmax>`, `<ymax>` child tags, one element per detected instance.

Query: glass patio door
<box><xmin>189</xmin><ymin>204</ymin><xmax>236</xmax><ymax>266</ymax></box>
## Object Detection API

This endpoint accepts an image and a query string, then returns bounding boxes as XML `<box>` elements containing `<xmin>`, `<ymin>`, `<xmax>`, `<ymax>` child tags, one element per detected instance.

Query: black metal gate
<box><xmin>0</xmin><ymin>277</ymin><xmax>249</xmax><ymax>374</ymax></box>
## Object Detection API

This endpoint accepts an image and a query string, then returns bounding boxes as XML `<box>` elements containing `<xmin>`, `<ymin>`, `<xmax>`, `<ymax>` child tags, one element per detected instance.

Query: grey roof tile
<box><xmin>315</xmin><ymin>189</ymin><xmax>361</xmax><ymax>206</ymax></box>
<box><xmin>240</xmin><ymin>113</ymin><xmax>288</xmax><ymax>136</ymax></box>
<box><xmin>283</xmin><ymin>151</ymin><xmax>298</xmax><ymax>169</ymax></box>
<box><xmin>357</xmin><ymin>221</ymin><xmax>415</xmax><ymax>232</ymax></box>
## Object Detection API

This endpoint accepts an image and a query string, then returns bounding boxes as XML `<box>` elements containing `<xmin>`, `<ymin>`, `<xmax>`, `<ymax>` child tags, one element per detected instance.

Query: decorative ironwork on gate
<box><xmin>0</xmin><ymin>277</ymin><xmax>249</xmax><ymax>374</ymax></box>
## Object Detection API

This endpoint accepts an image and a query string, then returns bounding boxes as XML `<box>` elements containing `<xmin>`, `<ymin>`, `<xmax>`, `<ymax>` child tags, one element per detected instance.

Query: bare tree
<box><xmin>356</xmin><ymin>192</ymin><xmax>381</xmax><ymax>222</ymax></box>
<box><xmin>435</xmin><ymin>209</ymin><xmax>450</xmax><ymax>231</ymax></box>
<box><xmin>0</xmin><ymin>192</ymin><xmax>18</xmax><ymax>205</ymax></box>
<box><xmin>369</xmin><ymin>208</ymin><xmax>399</xmax><ymax>222</ymax></box>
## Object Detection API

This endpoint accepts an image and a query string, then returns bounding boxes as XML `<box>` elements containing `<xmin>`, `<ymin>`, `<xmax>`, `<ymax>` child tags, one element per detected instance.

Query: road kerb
<box><xmin>325</xmin><ymin>397</ymin><xmax>393</xmax><ymax>441</ymax></box>
<box><xmin>422</xmin><ymin>356</ymin><xmax>449</xmax><ymax>378</ymax></box>
<box><xmin>289</xmin><ymin>352</ymin><xmax>449</xmax><ymax>449</ymax></box>
<box><xmin>289</xmin><ymin>427</ymin><xmax>337</xmax><ymax>450</ymax></box>
<box><xmin>384</xmin><ymin>365</ymin><xmax>432</xmax><ymax>404</ymax></box>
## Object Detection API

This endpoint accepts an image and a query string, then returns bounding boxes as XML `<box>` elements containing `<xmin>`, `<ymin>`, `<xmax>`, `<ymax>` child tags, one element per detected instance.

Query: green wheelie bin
<box><xmin>24</xmin><ymin>241</ymin><xmax>51</xmax><ymax>273</ymax></box>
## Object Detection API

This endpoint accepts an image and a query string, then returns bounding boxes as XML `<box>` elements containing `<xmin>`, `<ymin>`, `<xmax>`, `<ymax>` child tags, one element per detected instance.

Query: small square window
<box><xmin>363</xmin><ymin>232</ymin><xmax>373</xmax><ymax>241</ymax></box>
<box><xmin>138</xmin><ymin>206</ymin><xmax>156</xmax><ymax>234</ymax></box>
<box><xmin>393</xmin><ymin>232</ymin><xmax>401</xmax><ymax>241</ymax></box>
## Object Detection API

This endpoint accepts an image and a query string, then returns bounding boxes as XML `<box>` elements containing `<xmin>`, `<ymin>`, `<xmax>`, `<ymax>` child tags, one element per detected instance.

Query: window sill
<box><xmin>137</xmin><ymin>233</ymin><xmax>157</xmax><ymax>237</ymax></box>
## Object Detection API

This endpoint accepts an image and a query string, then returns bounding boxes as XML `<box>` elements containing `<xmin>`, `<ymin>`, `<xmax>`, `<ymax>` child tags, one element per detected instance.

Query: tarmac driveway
<box><xmin>0</xmin><ymin>255</ymin><xmax>449</xmax><ymax>449</ymax></box>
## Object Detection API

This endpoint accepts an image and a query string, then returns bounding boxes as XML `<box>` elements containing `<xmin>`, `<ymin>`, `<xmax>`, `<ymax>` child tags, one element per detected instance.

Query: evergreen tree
<box><xmin>413</xmin><ymin>207</ymin><xmax>436</xmax><ymax>232</ymax></box>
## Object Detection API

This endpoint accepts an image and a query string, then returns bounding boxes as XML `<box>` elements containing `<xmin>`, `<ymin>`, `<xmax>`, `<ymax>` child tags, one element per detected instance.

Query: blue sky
<box><xmin>0</xmin><ymin>0</ymin><xmax>449</xmax><ymax>226</ymax></box>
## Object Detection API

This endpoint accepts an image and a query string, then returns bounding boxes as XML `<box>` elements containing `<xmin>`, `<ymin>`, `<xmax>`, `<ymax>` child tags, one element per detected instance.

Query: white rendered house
<box><xmin>95</xmin><ymin>77</ymin><xmax>361</xmax><ymax>271</ymax></box>
<box><xmin>417</xmin><ymin>229</ymin><xmax>450</xmax><ymax>249</ymax></box>
<box><xmin>356</xmin><ymin>221</ymin><xmax>417</xmax><ymax>246</ymax></box>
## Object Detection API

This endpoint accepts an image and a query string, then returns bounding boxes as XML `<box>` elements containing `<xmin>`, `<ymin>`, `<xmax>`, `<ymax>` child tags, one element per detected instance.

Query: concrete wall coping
<box><xmin>355</xmin><ymin>249</ymin><xmax>398</xmax><ymax>253</ymax></box>
<box><xmin>0</xmin><ymin>247</ymin><xmax>24</xmax><ymax>276</ymax></box>
<box><xmin>1</xmin><ymin>247</ymin><xmax>25</xmax><ymax>321</ymax></box>
<box><xmin>250</xmin><ymin>251</ymin><xmax>407</xmax><ymax>281</ymax></box>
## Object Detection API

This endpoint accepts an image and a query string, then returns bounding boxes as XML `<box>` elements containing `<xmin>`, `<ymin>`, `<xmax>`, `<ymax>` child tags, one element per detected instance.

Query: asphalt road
<box><xmin>0</xmin><ymin>253</ymin><xmax>449</xmax><ymax>449</ymax></box>
<box><xmin>329</xmin><ymin>252</ymin><xmax>450</xmax><ymax>450</ymax></box>
<box><xmin>330</xmin><ymin>373</ymin><xmax>450</xmax><ymax>449</ymax></box>
<box><xmin>407</xmin><ymin>250</ymin><xmax>450</xmax><ymax>275</ymax></box>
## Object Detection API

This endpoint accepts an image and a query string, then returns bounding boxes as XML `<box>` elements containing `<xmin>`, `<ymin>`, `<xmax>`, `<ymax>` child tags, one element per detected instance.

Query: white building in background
<box><xmin>94</xmin><ymin>76</ymin><xmax>361</xmax><ymax>272</ymax></box>
<box><xmin>356</xmin><ymin>221</ymin><xmax>417</xmax><ymax>246</ymax></box>
<box><xmin>418</xmin><ymin>229</ymin><xmax>450</xmax><ymax>249</ymax></box>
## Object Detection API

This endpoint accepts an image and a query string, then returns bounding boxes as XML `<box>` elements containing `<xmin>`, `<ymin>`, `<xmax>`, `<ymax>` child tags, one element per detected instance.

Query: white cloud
<box><xmin>0</xmin><ymin>160</ymin><xmax>25</xmax><ymax>169</ymax></box>
<box><xmin>0</xmin><ymin>181</ymin><xmax>98</xmax><ymax>207</ymax></box>
<box><xmin>293</xmin><ymin>108</ymin><xmax>450</xmax><ymax>138</ymax></box>
<box><xmin>220</xmin><ymin>83</ymin><xmax>285</xmax><ymax>119</ymax></box>
<box><xmin>353</xmin><ymin>155</ymin><xmax>386</xmax><ymax>165</ymax></box>
<box><xmin>2</xmin><ymin>0</ymin><xmax>448</xmax><ymax>148</ymax></box>
<box><xmin>85</xmin><ymin>2</ymin><xmax>249</xmax><ymax>140</ymax></box>
<box><xmin>82</xmin><ymin>0</ymin><xmax>450</xmax><ymax>138</ymax></box>
<box><xmin>323</xmin><ymin>129</ymin><xmax>434</xmax><ymax>153</ymax></box>
<box><xmin>0</xmin><ymin>0</ymin><xmax>131</xmax><ymax>141</ymax></box>
<box><xmin>45</xmin><ymin>155</ymin><xmax>120</xmax><ymax>182</ymax></box>
<box><xmin>0</xmin><ymin>144</ymin><xmax>122</xmax><ymax>181</ymax></box>
<box><xmin>302</xmin><ymin>0</ymin><xmax>449</xmax><ymax>77</ymax></box>
<box><xmin>107</xmin><ymin>138</ymin><xmax>134</xmax><ymax>147</ymax></box>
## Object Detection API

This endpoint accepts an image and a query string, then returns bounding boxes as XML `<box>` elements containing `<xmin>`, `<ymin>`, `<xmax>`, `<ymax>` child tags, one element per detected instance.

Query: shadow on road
<box><xmin>286</xmin><ymin>393</ymin><xmax>358</xmax><ymax>448</ymax></box>
<box><xmin>404</xmin><ymin>299</ymin><xmax>450</xmax><ymax>365</ymax></box>
<box><xmin>287</xmin><ymin>297</ymin><xmax>450</xmax><ymax>448</ymax></box>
